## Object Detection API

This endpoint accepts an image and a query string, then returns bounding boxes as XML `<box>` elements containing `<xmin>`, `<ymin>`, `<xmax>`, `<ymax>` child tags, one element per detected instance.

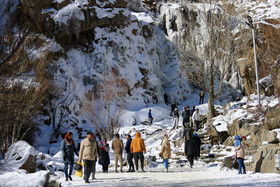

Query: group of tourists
<box><xmin>61</xmin><ymin>131</ymin><xmax>146</xmax><ymax>183</ymax></box>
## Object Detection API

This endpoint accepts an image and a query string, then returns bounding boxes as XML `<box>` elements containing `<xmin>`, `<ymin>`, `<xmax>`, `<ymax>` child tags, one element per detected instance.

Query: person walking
<box><xmin>91</xmin><ymin>133</ymin><xmax>100</xmax><ymax>180</ymax></box>
<box><xmin>61</xmin><ymin>132</ymin><xmax>79</xmax><ymax>181</ymax></box>
<box><xmin>184</xmin><ymin>136</ymin><xmax>196</xmax><ymax>168</ymax></box>
<box><xmin>192</xmin><ymin>109</ymin><xmax>200</xmax><ymax>132</ymax></box>
<box><xmin>173</xmin><ymin>107</ymin><xmax>180</xmax><ymax>129</ymax></box>
<box><xmin>199</xmin><ymin>90</ymin><xmax>205</xmax><ymax>104</ymax></box>
<box><xmin>159</xmin><ymin>134</ymin><xmax>171</xmax><ymax>172</ymax></box>
<box><xmin>125</xmin><ymin>135</ymin><xmax>135</xmax><ymax>172</ymax></box>
<box><xmin>130</xmin><ymin>132</ymin><xmax>146</xmax><ymax>172</ymax></box>
<box><xmin>164</xmin><ymin>92</ymin><xmax>169</xmax><ymax>105</ymax></box>
<box><xmin>148</xmin><ymin>109</ymin><xmax>153</xmax><ymax>126</ymax></box>
<box><xmin>182</xmin><ymin>123</ymin><xmax>193</xmax><ymax>141</ymax></box>
<box><xmin>79</xmin><ymin>131</ymin><xmax>98</xmax><ymax>183</ymax></box>
<box><xmin>193</xmin><ymin>133</ymin><xmax>201</xmax><ymax>159</ymax></box>
<box><xmin>235</xmin><ymin>136</ymin><xmax>248</xmax><ymax>174</ymax></box>
<box><xmin>98</xmin><ymin>138</ymin><xmax>110</xmax><ymax>173</ymax></box>
<box><xmin>190</xmin><ymin>106</ymin><xmax>196</xmax><ymax>128</ymax></box>
<box><xmin>171</xmin><ymin>103</ymin><xmax>176</xmax><ymax>116</ymax></box>
<box><xmin>182</xmin><ymin>107</ymin><xmax>190</xmax><ymax>128</ymax></box>
<box><xmin>112</xmin><ymin>134</ymin><xmax>124</xmax><ymax>173</ymax></box>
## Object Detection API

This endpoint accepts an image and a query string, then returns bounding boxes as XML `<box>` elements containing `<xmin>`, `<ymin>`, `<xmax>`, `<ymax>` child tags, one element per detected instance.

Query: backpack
<box><xmin>174</xmin><ymin>110</ymin><xmax>179</xmax><ymax>117</ymax></box>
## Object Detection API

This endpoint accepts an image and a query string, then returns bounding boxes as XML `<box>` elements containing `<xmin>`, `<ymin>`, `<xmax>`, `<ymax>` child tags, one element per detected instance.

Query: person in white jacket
<box><xmin>192</xmin><ymin>109</ymin><xmax>200</xmax><ymax>132</ymax></box>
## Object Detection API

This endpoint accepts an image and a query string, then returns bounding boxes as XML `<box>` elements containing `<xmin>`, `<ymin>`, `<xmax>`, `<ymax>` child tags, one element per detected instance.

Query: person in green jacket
<box><xmin>61</xmin><ymin>131</ymin><xmax>79</xmax><ymax>181</ymax></box>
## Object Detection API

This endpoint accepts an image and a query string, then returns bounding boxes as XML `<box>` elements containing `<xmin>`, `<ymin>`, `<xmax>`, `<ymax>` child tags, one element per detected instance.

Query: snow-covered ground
<box><xmin>1</xmin><ymin>103</ymin><xmax>280</xmax><ymax>186</ymax></box>
<box><xmin>53</xmin><ymin>165</ymin><xmax>280</xmax><ymax>187</ymax></box>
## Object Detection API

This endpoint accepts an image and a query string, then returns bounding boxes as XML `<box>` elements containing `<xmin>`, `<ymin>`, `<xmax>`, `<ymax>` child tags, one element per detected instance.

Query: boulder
<box><xmin>221</xmin><ymin>156</ymin><xmax>235</xmax><ymax>169</ymax></box>
<box><xmin>265</xmin><ymin>105</ymin><xmax>280</xmax><ymax>131</ymax></box>
<box><xmin>266</xmin><ymin>131</ymin><xmax>278</xmax><ymax>144</ymax></box>
<box><xmin>247</xmin><ymin>143</ymin><xmax>280</xmax><ymax>173</ymax></box>
<box><xmin>0</xmin><ymin>141</ymin><xmax>37</xmax><ymax>173</ymax></box>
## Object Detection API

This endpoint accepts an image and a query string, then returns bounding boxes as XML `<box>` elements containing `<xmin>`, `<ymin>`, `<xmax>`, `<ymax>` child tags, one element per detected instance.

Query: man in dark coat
<box><xmin>185</xmin><ymin>136</ymin><xmax>196</xmax><ymax>168</ymax></box>
<box><xmin>98</xmin><ymin>138</ymin><xmax>110</xmax><ymax>173</ymax></box>
<box><xmin>183</xmin><ymin>125</ymin><xmax>193</xmax><ymax>140</ymax></box>
<box><xmin>125</xmin><ymin>135</ymin><xmax>135</xmax><ymax>172</ymax></box>
<box><xmin>193</xmin><ymin>133</ymin><xmax>201</xmax><ymax>159</ymax></box>
<box><xmin>182</xmin><ymin>106</ymin><xmax>190</xmax><ymax>128</ymax></box>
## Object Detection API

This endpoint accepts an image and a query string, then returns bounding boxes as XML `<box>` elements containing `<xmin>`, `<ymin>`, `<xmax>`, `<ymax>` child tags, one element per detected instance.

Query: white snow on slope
<box><xmin>213</xmin><ymin>94</ymin><xmax>279</xmax><ymax>132</ymax></box>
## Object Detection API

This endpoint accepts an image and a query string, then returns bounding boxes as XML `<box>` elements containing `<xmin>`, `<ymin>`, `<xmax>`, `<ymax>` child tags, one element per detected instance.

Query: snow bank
<box><xmin>0</xmin><ymin>141</ymin><xmax>36</xmax><ymax>172</ymax></box>
<box><xmin>0</xmin><ymin>170</ymin><xmax>49</xmax><ymax>187</ymax></box>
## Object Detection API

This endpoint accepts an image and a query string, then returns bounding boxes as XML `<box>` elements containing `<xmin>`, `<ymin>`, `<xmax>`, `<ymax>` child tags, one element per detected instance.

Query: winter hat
<box><xmin>87</xmin><ymin>131</ymin><xmax>93</xmax><ymax>135</ymax></box>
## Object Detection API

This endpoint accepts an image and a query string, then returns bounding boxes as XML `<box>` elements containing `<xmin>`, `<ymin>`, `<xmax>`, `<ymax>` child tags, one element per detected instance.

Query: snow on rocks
<box><xmin>0</xmin><ymin>141</ymin><xmax>37</xmax><ymax>173</ymax></box>
<box><xmin>212</xmin><ymin>94</ymin><xmax>279</xmax><ymax>132</ymax></box>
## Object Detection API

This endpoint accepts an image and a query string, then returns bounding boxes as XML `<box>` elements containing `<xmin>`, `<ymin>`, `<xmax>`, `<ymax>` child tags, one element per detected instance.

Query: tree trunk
<box><xmin>208</xmin><ymin>60</ymin><xmax>217</xmax><ymax>119</ymax></box>
<box><xmin>208</xmin><ymin>95</ymin><xmax>216</xmax><ymax>118</ymax></box>
<box><xmin>12</xmin><ymin>123</ymin><xmax>17</xmax><ymax>144</ymax></box>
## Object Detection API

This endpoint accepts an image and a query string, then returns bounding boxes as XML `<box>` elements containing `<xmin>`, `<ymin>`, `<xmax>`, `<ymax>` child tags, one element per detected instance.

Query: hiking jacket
<box><xmin>112</xmin><ymin>138</ymin><xmax>124</xmax><ymax>154</ymax></box>
<box><xmin>130</xmin><ymin>132</ymin><xmax>146</xmax><ymax>153</ymax></box>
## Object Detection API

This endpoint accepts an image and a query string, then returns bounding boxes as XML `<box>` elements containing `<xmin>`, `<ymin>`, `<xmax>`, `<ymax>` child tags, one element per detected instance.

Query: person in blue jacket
<box><xmin>148</xmin><ymin>109</ymin><xmax>153</xmax><ymax>125</ymax></box>
<box><xmin>125</xmin><ymin>134</ymin><xmax>135</xmax><ymax>172</ymax></box>
<box><xmin>234</xmin><ymin>135</ymin><xmax>241</xmax><ymax>147</ymax></box>
<box><xmin>61</xmin><ymin>131</ymin><xmax>79</xmax><ymax>181</ymax></box>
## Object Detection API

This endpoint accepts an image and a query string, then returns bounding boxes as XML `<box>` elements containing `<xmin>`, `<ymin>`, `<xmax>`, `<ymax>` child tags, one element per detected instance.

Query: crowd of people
<box><xmin>60</xmin><ymin>91</ymin><xmax>247</xmax><ymax>183</ymax></box>
<box><xmin>61</xmin><ymin>131</ymin><xmax>147</xmax><ymax>183</ymax></box>
<box><xmin>61</xmin><ymin>128</ymin><xmax>202</xmax><ymax>183</ymax></box>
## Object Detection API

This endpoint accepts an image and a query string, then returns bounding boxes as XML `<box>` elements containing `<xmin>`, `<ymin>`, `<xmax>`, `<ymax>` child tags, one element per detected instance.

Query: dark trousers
<box><xmin>182</xmin><ymin>118</ymin><xmax>189</xmax><ymax>128</ymax></box>
<box><xmin>91</xmin><ymin>160</ymin><xmax>96</xmax><ymax>179</ymax></box>
<box><xmin>64</xmin><ymin>162</ymin><xmax>73</xmax><ymax>179</ymax></box>
<box><xmin>194</xmin><ymin>121</ymin><xmax>200</xmax><ymax>132</ymax></box>
<box><xmin>133</xmin><ymin>152</ymin><xmax>144</xmax><ymax>170</ymax></box>
<box><xmin>127</xmin><ymin>153</ymin><xmax>134</xmax><ymax>171</ymax></box>
<box><xmin>83</xmin><ymin>160</ymin><xmax>95</xmax><ymax>181</ymax></box>
<box><xmin>102</xmin><ymin>165</ymin><xmax>108</xmax><ymax>173</ymax></box>
<box><xmin>199</xmin><ymin>97</ymin><xmax>204</xmax><ymax>104</ymax></box>
<box><xmin>237</xmin><ymin>158</ymin><xmax>246</xmax><ymax>174</ymax></box>
<box><xmin>187</xmin><ymin>155</ymin><xmax>194</xmax><ymax>167</ymax></box>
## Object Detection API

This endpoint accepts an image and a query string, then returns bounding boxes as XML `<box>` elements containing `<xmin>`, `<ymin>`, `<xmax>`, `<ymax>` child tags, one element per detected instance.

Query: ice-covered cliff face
<box><xmin>155</xmin><ymin>2</ymin><xmax>244</xmax><ymax>101</ymax></box>
<box><xmin>23</xmin><ymin>0</ymin><xmax>192</xmax><ymax>134</ymax></box>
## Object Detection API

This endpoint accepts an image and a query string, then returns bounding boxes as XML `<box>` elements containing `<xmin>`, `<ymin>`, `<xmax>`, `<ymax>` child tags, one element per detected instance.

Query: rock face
<box><xmin>237</xmin><ymin>19</ymin><xmax>280</xmax><ymax>96</ymax></box>
<box><xmin>20</xmin><ymin>0</ymin><xmax>129</xmax><ymax>38</ymax></box>
<box><xmin>247</xmin><ymin>143</ymin><xmax>280</xmax><ymax>174</ymax></box>
<box><xmin>265</xmin><ymin>105</ymin><xmax>280</xmax><ymax>131</ymax></box>
<box><xmin>0</xmin><ymin>141</ymin><xmax>37</xmax><ymax>173</ymax></box>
